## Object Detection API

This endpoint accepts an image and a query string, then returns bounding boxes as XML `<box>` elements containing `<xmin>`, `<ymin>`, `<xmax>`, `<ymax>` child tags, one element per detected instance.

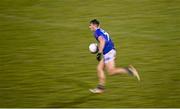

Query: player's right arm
<box><xmin>96</xmin><ymin>36</ymin><xmax>105</xmax><ymax>61</ymax></box>
<box><xmin>98</xmin><ymin>36</ymin><xmax>105</xmax><ymax>53</ymax></box>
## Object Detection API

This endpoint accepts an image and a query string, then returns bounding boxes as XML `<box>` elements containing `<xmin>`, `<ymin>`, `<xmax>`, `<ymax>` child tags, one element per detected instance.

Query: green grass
<box><xmin>0</xmin><ymin>0</ymin><xmax>180</xmax><ymax>107</ymax></box>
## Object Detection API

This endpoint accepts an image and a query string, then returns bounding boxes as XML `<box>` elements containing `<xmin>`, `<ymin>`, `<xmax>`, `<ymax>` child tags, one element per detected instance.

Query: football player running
<box><xmin>89</xmin><ymin>19</ymin><xmax>140</xmax><ymax>94</ymax></box>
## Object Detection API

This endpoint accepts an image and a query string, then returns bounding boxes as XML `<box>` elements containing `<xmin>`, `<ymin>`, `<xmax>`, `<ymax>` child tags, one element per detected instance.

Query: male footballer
<box><xmin>89</xmin><ymin>19</ymin><xmax>140</xmax><ymax>94</ymax></box>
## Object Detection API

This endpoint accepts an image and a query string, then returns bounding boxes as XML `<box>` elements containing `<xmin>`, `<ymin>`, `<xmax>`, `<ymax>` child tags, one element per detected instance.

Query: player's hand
<box><xmin>96</xmin><ymin>53</ymin><xmax>102</xmax><ymax>61</ymax></box>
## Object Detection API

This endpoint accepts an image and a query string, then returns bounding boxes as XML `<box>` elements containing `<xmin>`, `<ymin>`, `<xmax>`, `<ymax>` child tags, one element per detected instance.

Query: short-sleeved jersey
<box><xmin>94</xmin><ymin>28</ymin><xmax>115</xmax><ymax>55</ymax></box>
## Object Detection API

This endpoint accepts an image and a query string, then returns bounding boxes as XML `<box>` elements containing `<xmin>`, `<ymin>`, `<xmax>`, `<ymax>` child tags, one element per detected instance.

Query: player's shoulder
<box><xmin>95</xmin><ymin>28</ymin><xmax>104</xmax><ymax>35</ymax></box>
<box><xmin>96</xmin><ymin>28</ymin><xmax>104</xmax><ymax>32</ymax></box>
<box><xmin>95</xmin><ymin>28</ymin><xmax>101</xmax><ymax>33</ymax></box>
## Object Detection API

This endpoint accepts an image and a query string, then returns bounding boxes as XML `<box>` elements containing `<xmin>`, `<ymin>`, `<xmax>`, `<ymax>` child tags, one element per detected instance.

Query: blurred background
<box><xmin>0</xmin><ymin>0</ymin><xmax>180</xmax><ymax>108</ymax></box>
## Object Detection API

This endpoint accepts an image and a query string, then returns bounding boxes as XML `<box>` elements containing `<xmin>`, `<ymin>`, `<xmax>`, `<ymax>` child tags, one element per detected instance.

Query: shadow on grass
<box><xmin>47</xmin><ymin>93</ymin><xmax>96</xmax><ymax>108</ymax></box>
<box><xmin>46</xmin><ymin>77</ymin><xmax>100</xmax><ymax>108</ymax></box>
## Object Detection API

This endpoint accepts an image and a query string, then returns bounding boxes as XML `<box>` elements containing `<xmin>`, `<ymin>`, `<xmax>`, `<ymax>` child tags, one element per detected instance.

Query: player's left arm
<box><xmin>96</xmin><ymin>36</ymin><xmax>105</xmax><ymax>61</ymax></box>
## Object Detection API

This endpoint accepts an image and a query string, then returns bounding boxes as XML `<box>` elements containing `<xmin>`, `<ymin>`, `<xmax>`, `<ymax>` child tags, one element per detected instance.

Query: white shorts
<box><xmin>103</xmin><ymin>49</ymin><xmax>116</xmax><ymax>64</ymax></box>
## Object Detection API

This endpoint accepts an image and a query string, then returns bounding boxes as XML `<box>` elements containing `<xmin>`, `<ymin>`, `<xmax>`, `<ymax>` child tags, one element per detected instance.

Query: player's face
<box><xmin>89</xmin><ymin>23</ymin><xmax>97</xmax><ymax>31</ymax></box>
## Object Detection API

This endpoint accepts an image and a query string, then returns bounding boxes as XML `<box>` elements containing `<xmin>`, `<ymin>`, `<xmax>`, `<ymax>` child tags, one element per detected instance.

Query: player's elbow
<box><xmin>99</xmin><ymin>40</ymin><xmax>105</xmax><ymax>49</ymax></box>
<box><xmin>100</xmin><ymin>39</ymin><xmax>105</xmax><ymax>44</ymax></box>
<box><xmin>98</xmin><ymin>36</ymin><xmax>105</xmax><ymax>44</ymax></box>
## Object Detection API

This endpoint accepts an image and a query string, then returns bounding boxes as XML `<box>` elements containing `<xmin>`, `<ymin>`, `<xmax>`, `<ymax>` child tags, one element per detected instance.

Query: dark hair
<box><xmin>90</xmin><ymin>19</ymin><xmax>100</xmax><ymax>26</ymax></box>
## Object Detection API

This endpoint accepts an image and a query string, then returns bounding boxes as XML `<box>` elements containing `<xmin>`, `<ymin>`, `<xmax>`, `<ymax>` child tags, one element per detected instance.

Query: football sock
<box><xmin>124</xmin><ymin>67</ymin><xmax>133</xmax><ymax>76</ymax></box>
<box><xmin>97</xmin><ymin>84</ymin><xmax>105</xmax><ymax>90</ymax></box>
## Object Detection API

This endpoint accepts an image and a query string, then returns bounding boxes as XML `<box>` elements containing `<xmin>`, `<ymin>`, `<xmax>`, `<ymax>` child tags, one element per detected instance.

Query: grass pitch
<box><xmin>0</xmin><ymin>0</ymin><xmax>180</xmax><ymax>107</ymax></box>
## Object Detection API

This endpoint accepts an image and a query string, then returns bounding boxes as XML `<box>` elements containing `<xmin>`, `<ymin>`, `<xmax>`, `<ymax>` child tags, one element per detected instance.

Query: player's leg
<box><xmin>104</xmin><ymin>49</ymin><xmax>127</xmax><ymax>75</ymax></box>
<box><xmin>97</xmin><ymin>59</ymin><xmax>106</xmax><ymax>86</ymax></box>
<box><xmin>105</xmin><ymin>60</ymin><xmax>140</xmax><ymax>81</ymax></box>
<box><xmin>89</xmin><ymin>59</ymin><xmax>105</xmax><ymax>93</ymax></box>
<box><xmin>104</xmin><ymin>49</ymin><xmax>140</xmax><ymax>80</ymax></box>
<box><xmin>105</xmin><ymin>59</ymin><xmax>128</xmax><ymax>75</ymax></box>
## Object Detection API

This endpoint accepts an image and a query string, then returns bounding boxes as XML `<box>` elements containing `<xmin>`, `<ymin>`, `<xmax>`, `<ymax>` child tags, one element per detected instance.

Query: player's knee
<box><xmin>107</xmin><ymin>68</ymin><xmax>115</xmax><ymax>75</ymax></box>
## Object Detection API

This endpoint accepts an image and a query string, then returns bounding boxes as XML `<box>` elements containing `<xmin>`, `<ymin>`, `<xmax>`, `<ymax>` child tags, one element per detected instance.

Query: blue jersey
<box><xmin>94</xmin><ymin>28</ymin><xmax>115</xmax><ymax>55</ymax></box>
